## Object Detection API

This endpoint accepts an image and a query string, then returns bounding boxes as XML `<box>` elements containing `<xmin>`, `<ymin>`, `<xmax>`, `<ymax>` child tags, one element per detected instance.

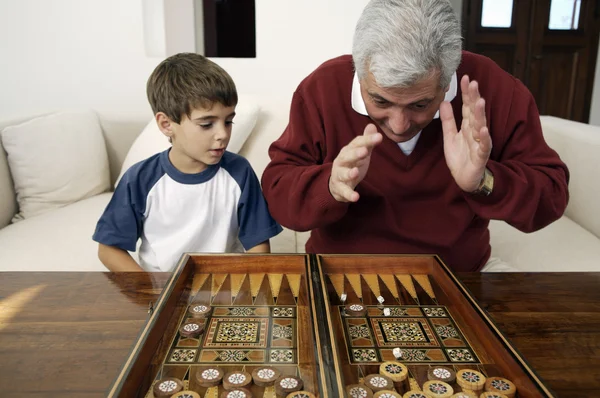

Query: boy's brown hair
<box><xmin>146</xmin><ymin>53</ymin><xmax>238</xmax><ymax>124</ymax></box>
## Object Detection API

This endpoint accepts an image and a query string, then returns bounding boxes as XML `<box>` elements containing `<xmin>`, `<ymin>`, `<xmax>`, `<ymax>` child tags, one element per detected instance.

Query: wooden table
<box><xmin>0</xmin><ymin>272</ymin><xmax>599</xmax><ymax>397</ymax></box>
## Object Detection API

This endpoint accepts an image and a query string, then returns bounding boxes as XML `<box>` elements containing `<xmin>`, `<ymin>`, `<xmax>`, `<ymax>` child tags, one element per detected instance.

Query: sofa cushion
<box><xmin>115</xmin><ymin>96</ymin><xmax>260</xmax><ymax>187</ymax></box>
<box><xmin>0</xmin><ymin>110</ymin><xmax>110</xmax><ymax>222</ymax></box>
<box><xmin>0</xmin><ymin>193</ymin><xmax>120</xmax><ymax>271</ymax></box>
<box><xmin>489</xmin><ymin>218</ymin><xmax>600</xmax><ymax>272</ymax></box>
<box><xmin>540</xmin><ymin>116</ymin><xmax>600</xmax><ymax>239</ymax></box>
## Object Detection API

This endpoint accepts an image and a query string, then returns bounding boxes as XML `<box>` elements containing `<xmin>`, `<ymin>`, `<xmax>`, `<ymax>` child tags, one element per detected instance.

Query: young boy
<box><xmin>93</xmin><ymin>53</ymin><xmax>282</xmax><ymax>272</ymax></box>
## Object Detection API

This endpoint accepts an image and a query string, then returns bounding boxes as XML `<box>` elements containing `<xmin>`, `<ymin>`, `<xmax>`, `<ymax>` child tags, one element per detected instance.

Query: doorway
<box><xmin>462</xmin><ymin>0</ymin><xmax>600</xmax><ymax>122</ymax></box>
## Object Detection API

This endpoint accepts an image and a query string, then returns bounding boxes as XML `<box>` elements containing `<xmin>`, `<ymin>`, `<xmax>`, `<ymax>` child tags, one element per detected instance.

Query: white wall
<box><xmin>0</xmin><ymin>0</ymin><xmax>369</xmax><ymax>122</ymax></box>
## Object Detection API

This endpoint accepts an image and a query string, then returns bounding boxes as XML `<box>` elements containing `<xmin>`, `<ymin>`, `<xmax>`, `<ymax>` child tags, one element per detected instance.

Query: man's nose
<box><xmin>388</xmin><ymin>110</ymin><xmax>410</xmax><ymax>134</ymax></box>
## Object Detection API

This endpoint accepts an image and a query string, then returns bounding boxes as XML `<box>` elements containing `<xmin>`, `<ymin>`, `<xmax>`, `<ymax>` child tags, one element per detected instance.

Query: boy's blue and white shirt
<box><xmin>93</xmin><ymin>149</ymin><xmax>282</xmax><ymax>272</ymax></box>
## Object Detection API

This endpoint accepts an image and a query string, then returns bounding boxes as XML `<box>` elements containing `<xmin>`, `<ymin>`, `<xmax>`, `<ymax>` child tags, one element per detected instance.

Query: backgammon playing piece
<box><xmin>380</xmin><ymin>361</ymin><xmax>408</xmax><ymax>382</ymax></box>
<box><xmin>479</xmin><ymin>393</ymin><xmax>508</xmax><ymax>398</ymax></box>
<box><xmin>346</xmin><ymin>303</ymin><xmax>367</xmax><ymax>316</ymax></box>
<box><xmin>223</xmin><ymin>371</ymin><xmax>252</xmax><ymax>390</ymax></box>
<box><xmin>364</xmin><ymin>374</ymin><xmax>394</xmax><ymax>392</ymax></box>
<box><xmin>427</xmin><ymin>366</ymin><xmax>456</xmax><ymax>384</ymax></box>
<box><xmin>188</xmin><ymin>303</ymin><xmax>212</xmax><ymax>318</ymax></box>
<box><xmin>456</xmin><ymin>370</ymin><xmax>486</xmax><ymax>393</ymax></box>
<box><xmin>450</xmin><ymin>393</ymin><xmax>477</xmax><ymax>398</ymax></box>
<box><xmin>220</xmin><ymin>388</ymin><xmax>253</xmax><ymax>398</ymax></box>
<box><xmin>178</xmin><ymin>319</ymin><xmax>205</xmax><ymax>338</ymax></box>
<box><xmin>171</xmin><ymin>391</ymin><xmax>201</xmax><ymax>398</ymax></box>
<box><xmin>251</xmin><ymin>366</ymin><xmax>281</xmax><ymax>387</ymax></box>
<box><xmin>383</xmin><ymin>307</ymin><xmax>391</xmax><ymax>316</ymax></box>
<box><xmin>152</xmin><ymin>377</ymin><xmax>183</xmax><ymax>397</ymax></box>
<box><xmin>484</xmin><ymin>377</ymin><xmax>516</xmax><ymax>398</ymax></box>
<box><xmin>422</xmin><ymin>380</ymin><xmax>454</xmax><ymax>398</ymax></box>
<box><xmin>402</xmin><ymin>391</ymin><xmax>431</xmax><ymax>398</ymax></box>
<box><xmin>285</xmin><ymin>391</ymin><xmax>316</xmax><ymax>398</ymax></box>
<box><xmin>346</xmin><ymin>384</ymin><xmax>374</xmax><ymax>398</ymax></box>
<box><xmin>196</xmin><ymin>366</ymin><xmax>224</xmax><ymax>387</ymax></box>
<box><xmin>373</xmin><ymin>391</ymin><xmax>402</xmax><ymax>398</ymax></box>
<box><xmin>275</xmin><ymin>376</ymin><xmax>304</xmax><ymax>396</ymax></box>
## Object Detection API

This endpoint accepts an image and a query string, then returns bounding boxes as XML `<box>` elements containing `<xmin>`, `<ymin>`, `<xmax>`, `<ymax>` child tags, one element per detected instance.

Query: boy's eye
<box><xmin>225</xmin><ymin>120</ymin><xmax>235</xmax><ymax>126</ymax></box>
<box><xmin>199</xmin><ymin>123</ymin><xmax>213</xmax><ymax>129</ymax></box>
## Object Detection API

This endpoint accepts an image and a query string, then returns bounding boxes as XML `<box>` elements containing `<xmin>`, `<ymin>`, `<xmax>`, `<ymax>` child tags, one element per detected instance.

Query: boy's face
<box><xmin>157</xmin><ymin>102</ymin><xmax>236</xmax><ymax>173</ymax></box>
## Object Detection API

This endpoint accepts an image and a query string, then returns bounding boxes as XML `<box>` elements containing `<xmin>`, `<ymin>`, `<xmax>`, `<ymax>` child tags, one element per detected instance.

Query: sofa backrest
<box><xmin>0</xmin><ymin>114</ymin><xmax>145</xmax><ymax>229</ymax></box>
<box><xmin>540</xmin><ymin>115</ymin><xmax>600</xmax><ymax>239</ymax></box>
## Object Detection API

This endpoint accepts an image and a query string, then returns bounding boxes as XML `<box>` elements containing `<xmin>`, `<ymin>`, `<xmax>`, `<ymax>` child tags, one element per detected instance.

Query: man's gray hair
<box><xmin>352</xmin><ymin>0</ymin><xmax>462</xmax><ymax>88</ymax></box>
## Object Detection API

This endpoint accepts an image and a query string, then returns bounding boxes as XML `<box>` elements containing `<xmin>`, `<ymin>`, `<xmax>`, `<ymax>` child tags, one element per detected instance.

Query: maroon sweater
<box><xmin>261</xmin><ymin>52</ymin><xmax>569</xmax><ymax>272</ymax></box>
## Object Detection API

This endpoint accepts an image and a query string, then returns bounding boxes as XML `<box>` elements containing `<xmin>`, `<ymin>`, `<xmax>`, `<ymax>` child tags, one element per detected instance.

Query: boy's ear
<box><xmin>156</xmin><ymin>112</ymin><xmax>174</xmax><ymax>138</ymax></box>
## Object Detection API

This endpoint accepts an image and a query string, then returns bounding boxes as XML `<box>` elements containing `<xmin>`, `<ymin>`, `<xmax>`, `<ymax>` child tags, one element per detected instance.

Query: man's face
<box><xmin>360</xmin><ymin>71</ymin><xmax>448</xmax><ymax>143</ymax></box>
<box><xmin>169</xmin><ymin>102</ymin><xmax>236</xmax><ymax>171</ymax></box>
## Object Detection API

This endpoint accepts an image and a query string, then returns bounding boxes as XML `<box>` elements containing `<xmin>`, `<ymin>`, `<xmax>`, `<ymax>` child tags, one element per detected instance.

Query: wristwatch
<box><xmin>473</xmin><ymin>168</ymin><xmax>494</xmax><ymax>196</ymax></box>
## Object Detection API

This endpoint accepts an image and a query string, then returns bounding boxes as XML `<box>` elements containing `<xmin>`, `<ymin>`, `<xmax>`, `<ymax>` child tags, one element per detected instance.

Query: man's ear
<box><xmin>156</xmin><ymin>112</ymin><xmax>174</xmax><ymax>139</ymax></box>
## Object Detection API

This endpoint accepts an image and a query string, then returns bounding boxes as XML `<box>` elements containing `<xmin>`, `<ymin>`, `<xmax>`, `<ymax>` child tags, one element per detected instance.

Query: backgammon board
<box><xmin>107</xmin><ymin>254</ymin><xmax>556</xmax><ymax>398</ymax></box>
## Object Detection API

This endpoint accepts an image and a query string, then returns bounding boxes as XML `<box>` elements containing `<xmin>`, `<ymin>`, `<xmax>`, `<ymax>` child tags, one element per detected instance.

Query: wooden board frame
<box><xmin>107</xmin><ymin>253</ymin><xmax>332</xmax><ymax>397</ymax></box>
<box><xmin>312</xmin><ymin>254</ymin><xmax>557</xmax><ymax>398</ymax></box>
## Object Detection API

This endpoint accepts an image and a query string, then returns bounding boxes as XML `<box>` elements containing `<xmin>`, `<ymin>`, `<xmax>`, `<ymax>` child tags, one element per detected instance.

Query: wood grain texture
<box><xmin>1</xmin><ymin>268</ymin><xmax>599</xmax><ymax>397</ymax></box>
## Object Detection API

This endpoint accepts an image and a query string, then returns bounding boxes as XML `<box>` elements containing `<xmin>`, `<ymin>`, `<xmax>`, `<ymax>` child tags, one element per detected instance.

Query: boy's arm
<box><xmin>246</xmin><ymin>240</ymin><xmax>271</xmax><ymax>253</ymax></box>
<box><xmin>98</xmin><ymin>243</ymin><xmax>145</xmax><ymax>272</ymax></box>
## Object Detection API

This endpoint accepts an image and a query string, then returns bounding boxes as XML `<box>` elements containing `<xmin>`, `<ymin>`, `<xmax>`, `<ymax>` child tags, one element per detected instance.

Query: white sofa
<box><xmin>1</xmin><ymin>97</ymin><xmax>599</xmax><ymax>272</ymax></box>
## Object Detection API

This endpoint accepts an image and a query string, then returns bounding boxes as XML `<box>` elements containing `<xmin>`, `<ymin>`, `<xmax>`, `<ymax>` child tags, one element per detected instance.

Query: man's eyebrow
<box><xmin>368</xmin><ymin>92</ymin><xmax>391</xmax><ymax>102</ymax></box>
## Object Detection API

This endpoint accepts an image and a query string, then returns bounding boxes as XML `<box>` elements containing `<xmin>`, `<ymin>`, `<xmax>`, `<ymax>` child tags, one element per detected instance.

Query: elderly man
<box><xmin>261</xmin><ymin>0</ymin><xmax>569</xmax><ymax>272</ymax></box>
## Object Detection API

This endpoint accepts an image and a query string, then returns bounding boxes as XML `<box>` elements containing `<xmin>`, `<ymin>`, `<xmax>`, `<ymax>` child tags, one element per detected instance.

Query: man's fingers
<box><xmin>348</xmin><ymin>129</ymin><xmax>383</xmax><ymax>150</ymax></box>
<box><xmin>475</xmin><ymin>126</ymin><xmax>492</xmax><ymax>157</ymax></box>
<box><xmin>335</xmin><ymin>182</ymin><xmax>359</xmax><ymax>202</ymax></box>
<box><xmin>472</xmin><ymin>98</ymin><xmax>487</xmax><ymax>135</ymax></box>
<box><xmin>337</xmin><ymin>166</ymin><xmax>359</xmax><ymax>183</ymax></box>
<box><xmin>468</xmin><ymin>80</ymin><xmax>480</xmax><ymax>106</ymax></box>
<box><xmin>460</xmin><ymin>74</ymin><xmax>470</xmax><ymax>106</ymax></box>
<box><xmin>440</xmin><ymin>101</ymin><xmax>458</xmax><ymax>141</ymax></box>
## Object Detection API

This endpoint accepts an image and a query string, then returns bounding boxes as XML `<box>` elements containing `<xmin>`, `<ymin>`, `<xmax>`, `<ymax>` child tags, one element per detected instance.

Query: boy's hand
<box><xmin>329</xmin><ymin>124</ymin><xmax>382</xmax><ymax>202</ymax></box>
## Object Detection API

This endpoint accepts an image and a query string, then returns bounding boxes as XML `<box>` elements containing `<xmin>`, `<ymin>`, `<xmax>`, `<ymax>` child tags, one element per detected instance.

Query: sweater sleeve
<box><xmin>261</xmin><ymin>91</ymin><xmax>350</xmax><ymax>231</ymax></box>
<box><xmin>463</xmin><ymin>80</ymin><xmax>570</xmax><ymax>232</ymax></box>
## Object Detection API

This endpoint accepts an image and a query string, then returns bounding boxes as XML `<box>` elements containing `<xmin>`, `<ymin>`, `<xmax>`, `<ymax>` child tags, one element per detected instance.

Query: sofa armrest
<box><xmin>0</xmin><ymin>145</ymin><xmax>17</xmax><ymax>229</ymax></box>
<box><xmin>540</xmin><ymin>116</ymin><xmax>600</xmax><ymax>239</ymax></box>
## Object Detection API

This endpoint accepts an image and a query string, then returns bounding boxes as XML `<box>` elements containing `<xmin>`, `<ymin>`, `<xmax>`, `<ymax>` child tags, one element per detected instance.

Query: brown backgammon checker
<box><xmin>223</xmin><ymin>371</ymin><xmax>252</xmax><ymax>390</ymax></box>
<box><xmin>346</xmin><ymin>384</ymin><xmax>374</xmax><ymax>398</ymax></box>
<box><xmin>450</xmin><ymin>393</ymin><xmax>477</xmax><ymax>398</ymax></box>
<box><xmin>196</xmin><ymin>366</ymin><xmax>224</xmax><ymax>387</ymax></box>
<box><xmin>364</xmin><ymin>374</ymin><xmax>394</xmax><ymax>393</ymax></box>
<box><xmin>251</xmin><ymin>366</ymin><xmax>281</xmax><ymax>387</ymax></box>
<box><xmin>484</xmin><ymin>377</ymin><xmax>516</xmax><ymax>398</ymax></box>
<box><xmin>275</xmin><ymin>376</ymin><xmax>304</xmax><ymax>396</ymax></box>
<box><xmin>422</xmin><ymin>380</ymin><xmax>454</xmax><ymax>398</ymax></box>
<box><xmin>285</xmin><ymin>391</ymin><xmax>316</xmax><ymax>398</ymax></box>
<box><xmin>373</xmin><ymin>391</ymin><xmax>402</xmax><ymax>398</ymax></box>
<box><xmin>171</xmin><ymin>391</ymin><xmax>201</xmax><ymax>398</ymax></box>
<box><xmin>427</xmin><ymin>366</ymin><xmax>456</xmax><ymax>384</ymax></box>
<box><xmin>178</xmin><ymin>319</ymin><xmax>205</xmax><ymax>338</ymax></box>
<box><xmin>153</xmin><ymin>377</ymin><xmax>183</xmax><ymax>397</ymax></box>
<box><xmin>456</xmin><ymin>369</ymin><xmax>486</xmax><ymax>394</ymax></box>
<box><xmin>188</xmin><ymin>303</ymin><xmax>212</xmax><ymax>318</ymax></box>
<box><xmin>402</xmin><ymin>391</ymin><xmax>432</xmax><ymax>398</ymax></box>
<box><xmin>220</xmin><ymin>388</ymin><xmax>253</xmax><ymax>398</ymax></box>
<box><xmin>479</xmin><ymin>393</ymin><xmax>508</xmax><ymax>398</ymax></box>
<box><xmin>345</xmin><ymin>303</ymin><xmax>367</xmax><ymax>316</ymax></box>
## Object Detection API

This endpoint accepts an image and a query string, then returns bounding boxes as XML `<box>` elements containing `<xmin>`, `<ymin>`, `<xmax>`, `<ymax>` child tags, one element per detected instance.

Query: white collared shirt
<box><xmin>351</xmin><ymin>72</ymin><xmax>458</xmax><ymax>155</ymax></box>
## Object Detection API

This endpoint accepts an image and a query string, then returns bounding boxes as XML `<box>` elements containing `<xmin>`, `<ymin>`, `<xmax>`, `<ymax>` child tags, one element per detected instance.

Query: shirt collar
<box><xmin>351</xmin><ymin>71</ymin><xmax>458</xmax><ymax>118</ymax></box>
